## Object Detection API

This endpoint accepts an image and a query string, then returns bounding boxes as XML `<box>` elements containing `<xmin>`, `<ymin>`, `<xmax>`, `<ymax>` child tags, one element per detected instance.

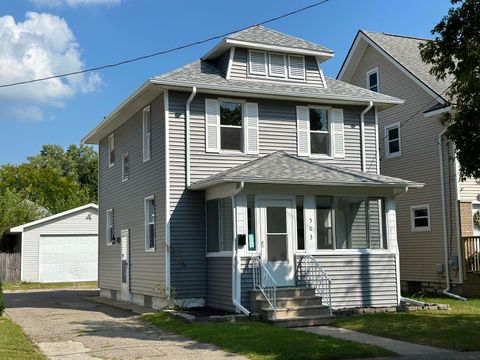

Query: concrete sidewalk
<box><xmin>296</xmin><ymin>326</ymin><xmax>455</xmax><ymax>357</ymax></box>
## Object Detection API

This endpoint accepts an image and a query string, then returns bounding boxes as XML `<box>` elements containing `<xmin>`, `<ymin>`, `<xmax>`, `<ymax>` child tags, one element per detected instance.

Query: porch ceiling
<box><xmin>189</xmin><ymin>151</ymin><xmax>424</xmax><ymax>191</ymax></box>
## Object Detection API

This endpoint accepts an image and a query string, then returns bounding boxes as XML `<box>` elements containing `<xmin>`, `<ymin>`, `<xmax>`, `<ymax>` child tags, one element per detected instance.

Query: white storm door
<box><xmin>120</xmin><ymin>229</ymin><xmax>131</xmax><ymax>302</ymax></box>
<box><xmin>258</xmin><ymin>198</ymin><xmax>295</xmax><ymax>286</ymax></box>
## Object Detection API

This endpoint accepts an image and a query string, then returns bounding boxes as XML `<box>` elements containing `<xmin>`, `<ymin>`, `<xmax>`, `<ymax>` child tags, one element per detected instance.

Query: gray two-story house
<box><xmin>83</xmin><ymin>26</ymin><xmax>421</xmax><ymax>325</ymax></box>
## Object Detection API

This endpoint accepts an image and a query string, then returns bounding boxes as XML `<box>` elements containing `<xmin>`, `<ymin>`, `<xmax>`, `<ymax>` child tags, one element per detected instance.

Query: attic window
<box><xmin>288</xmin><ymin>55</ymin><xmax>305</xmax><ymax>80</ymax></box>
<box><xmin>367</xmin><ymin>68</ymin><xmax>379</xmax><ymax>92</ymax></box>
<box><xmin>268</xmin><ymin>53</ymin><xmax>286</xmax><ymax>78</ymax></box>
<box><xmin>249</xmin><ymin>50</ymin><xmax>267</xmax><ymax>76</ymax></box>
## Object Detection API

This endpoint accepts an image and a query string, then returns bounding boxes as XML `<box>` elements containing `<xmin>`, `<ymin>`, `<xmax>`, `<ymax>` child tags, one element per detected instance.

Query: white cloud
<box><xmin>0</xmin><ymin>12</ymin><xmax>101</xmax><ymax>121</ymax></box>
<box><xmin>30</xmin><ymin>0</ymin><xmax>121</xmax><ymax>7</ymax></box>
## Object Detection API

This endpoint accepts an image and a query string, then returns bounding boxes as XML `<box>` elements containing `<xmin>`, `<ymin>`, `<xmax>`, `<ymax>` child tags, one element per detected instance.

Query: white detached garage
<box><xmin>10</xmin><ymin>204</ymin><xmax>98</xmax><ymax>283</ymax></box>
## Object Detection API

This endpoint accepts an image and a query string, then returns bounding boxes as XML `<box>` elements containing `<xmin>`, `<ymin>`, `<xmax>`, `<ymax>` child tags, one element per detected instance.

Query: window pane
<box><xmin>122</xmin><ymin>260</ymin><xmax>127</xmax><ymax>283</ymax></box>
<box><xmin>147</xmin><ymin>200</ymin><xmax>155</xmax><ymax>223</ymax></box>
<box><xmin>220</xmin><ymin>198</ymin><xmax>233</xmax><ymax>251</ymax></box>
<box><xmin>247</xmin><ymin>195</ymin><xmax>256</xmax><ymax>251</ymax></box>
<box><xmin>267</xmin><ymin>207</ymin><xmax>286</xmax><ymax>233</ymax></box>
<box><xmin>207</xmin><ymin>200</ymin><xmax>219</xmax><ymax>252</ymax></box>
<box><xmin>368</xmin><ymin>200</ymin><xmax>383</xmax><ymax>249</ymax></box>
<box><xmin>414</xmin><ymin>217</ymin><xmax>429</xmax><ymax>228</ymax></box>
<box><xmin>309</xmin><ymin>108</ymin><xmax>328</xmax><ymax>131</ymax></box>
<box><xmin>388</xmin><ymin>127</ymin><xmax>399</xmax><ymax>140</ymax></box>
<box><xmin>296</xmin><ymin>196</ymin><xmax>305</xmax><ymax>250</ymax></box>
<box><xmin>316</xmin><ymin>197</ymin><xmax>333</xmax><ymax>249</ymax></box>
<box><xmin>311</xmin><ymin>133</ymin><xmax>329</xmax><ymax>155</ymax></box>
<box><xmin>369</xmin><ymin>72</ymin><xmax>378</xmax><ymax>90</ymax></box>
<box><xmin>370</xmin><ymin>85</ymin><xmax>378</xmax><ymax>92</ymax></box>
<box><xmin>267</xmin><ymin>234</ymin><xmax>287</xmax><ymax>261</ymax></box>
<box><xmin>221</xmin><ymin>127</ymin><xmax>242</xmax><ymax>151</ymax></box>
<box><xmin>389</xmin><ymin>140</ymin><xmax>400</xmax><ymax>154</ymax></box>
<box><xmin>149</xmin><ymin>224</ymin><xmax>155</xmax><ymax>249</ymax></box>
<box><xmin>414</xmin><ymin>209</ymin><xmax>428</xmax><ymax>217</ymax></box>
<box><xmin>220</xmin><ymin>102</ymin><xmax>242</xmax><ymax>126</ymax></box>
<box><xmin>349</xmin><ymin>201</ymin><xmax>368</xmax><ymax>249</ymax></box>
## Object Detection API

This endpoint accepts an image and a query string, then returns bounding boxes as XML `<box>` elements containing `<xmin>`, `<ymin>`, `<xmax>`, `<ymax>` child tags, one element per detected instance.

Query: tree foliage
<box><xmin>0</xmin><ymin>144</ymin><xmax>98</xmax><ymax>238</ymax></box>
<box><xmin>419</xmin><ymin>0</ymin><xmax>480</xmax><ymax>179</ymax></box>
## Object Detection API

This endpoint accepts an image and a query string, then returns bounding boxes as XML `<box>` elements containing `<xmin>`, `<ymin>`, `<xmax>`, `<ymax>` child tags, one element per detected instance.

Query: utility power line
<box><xmin>0</xmin><ymin>0</ymin><xmax>331</xmax><ymax>89</ymax></box>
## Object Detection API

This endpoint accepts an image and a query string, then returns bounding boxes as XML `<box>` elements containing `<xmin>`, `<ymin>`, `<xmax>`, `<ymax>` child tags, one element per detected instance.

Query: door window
<box><xmin>266</xmin><ymin>206</ymin><xmax>287</xmax><ymax>262</ymax></box>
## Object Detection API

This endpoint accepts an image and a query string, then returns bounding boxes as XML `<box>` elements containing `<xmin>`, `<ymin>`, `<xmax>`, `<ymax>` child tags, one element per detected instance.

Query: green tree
<box><xmin>419</xmin><ymin>0</ymin><xmax>480</xmax><ymax>179</ymax></box>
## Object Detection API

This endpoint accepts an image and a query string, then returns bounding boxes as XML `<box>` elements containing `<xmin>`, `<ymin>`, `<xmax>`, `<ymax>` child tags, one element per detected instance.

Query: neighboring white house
<box><xmin>10</xmin><ymin>204</ymin><xmax>99</xmax><ymax>283</ymax></box>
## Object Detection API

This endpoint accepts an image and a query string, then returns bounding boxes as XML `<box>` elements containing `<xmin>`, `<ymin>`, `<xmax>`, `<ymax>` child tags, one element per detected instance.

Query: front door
<box><xmin>258</xmin><ymin>198</ymin><xmax>295</xmax><ymax>286</ymax></box>
<box><xmin>120</xmin><ymin>229</ymin><xmax>131</xmax><ymax>302</ymax></box>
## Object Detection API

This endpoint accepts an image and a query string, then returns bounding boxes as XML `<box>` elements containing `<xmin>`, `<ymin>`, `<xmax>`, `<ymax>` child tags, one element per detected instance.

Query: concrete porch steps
<box><xmin>250</xmin><ymin>287</ymin><xmax>334</xmax><ymax>327</ymax></box>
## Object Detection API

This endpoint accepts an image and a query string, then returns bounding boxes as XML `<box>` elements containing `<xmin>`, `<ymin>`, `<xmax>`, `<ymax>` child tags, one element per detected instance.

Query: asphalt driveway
<box><xmin>4</xmin><ymin>289</ymin><xmax>245</xmax><ymax>359</ymax></box>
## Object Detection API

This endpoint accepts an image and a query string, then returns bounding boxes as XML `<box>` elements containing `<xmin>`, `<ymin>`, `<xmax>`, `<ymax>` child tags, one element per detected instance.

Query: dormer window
<box><xmin>248</xmin><ymin>50</ymin><xmax>305</xmax><ymax>81</ymax></box>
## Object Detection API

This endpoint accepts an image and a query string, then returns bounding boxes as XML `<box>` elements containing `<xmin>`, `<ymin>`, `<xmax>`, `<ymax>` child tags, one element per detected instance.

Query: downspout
<box><xmin>231</xmin><ymin>181</ymin><xmax>250</xmax><ymax>315</ymax></box>
<box><xmin>360</xmin><ymin>101</ymin><xmax>373</xmax><ymax>172</ymax></box>
<box><xmin>185</xmin><ymin>86</ymin><xmax>197</xmax><ymax>187</ymax></box>
<box><xmin>438</xmin><ymin>128</ymin><xmax>467</xmax><ymax>300</ymax></box>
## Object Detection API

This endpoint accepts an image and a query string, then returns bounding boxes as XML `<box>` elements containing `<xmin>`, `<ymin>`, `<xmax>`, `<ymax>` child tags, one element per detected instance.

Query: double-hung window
<box><xmin>220</xmin><ymin>101</ymin><xmax>243</xmax><ymax>151</ymax></box>
<box><xmin>108</xmin><ymin>133</ymin><xmax>115</xmax><ymax>167</ymax></box>
<box><xmin>206</xmin><ymin>198</ymin><xmax>233</xmax><ymax>253</ymax></box>
<box><xmin>367</xmin><ymin>68</ymin><xmax>379</xmax><ymax>92</ymax></box>
<box><xmin>411</xmin><ymin>205</ymin><xmax>431</xmax><ymax>232</ymax></box>
<box><xmin>309</xmin><ymin>108</ymin><xmax>330</xmax><ymax>155</ymax></box>
<box><xmin>145</xmin><ymin>196</ymin><xmax>155</xmax><ymax>251</ymax></box>
<box><xmin>143</xmin><ymin>105</ymin><xmax>151</xmax><ymax>161</ymax></box>
<box><xmin>106</xmin><ymin>209</ymin><xmax>114</xmax><ymax>245</ymax></box>
<box><xmin>385</xmin><ymin>123</ymin><xmax>401</xmax><ymax>158</ymax></box>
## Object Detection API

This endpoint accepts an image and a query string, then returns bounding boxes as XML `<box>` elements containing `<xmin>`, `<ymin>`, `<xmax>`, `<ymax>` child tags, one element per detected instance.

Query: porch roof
<box><xmin>189</xmin><ymin>151</ymin><xmax>423</xmax><ymax>190</ymax></box>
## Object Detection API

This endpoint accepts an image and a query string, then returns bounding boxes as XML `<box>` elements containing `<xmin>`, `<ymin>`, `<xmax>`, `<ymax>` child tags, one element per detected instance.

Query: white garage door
<box><xmin>39</xmin><ymin>235</ymin><xmax>98</xmax><ymax>282</ymax></box>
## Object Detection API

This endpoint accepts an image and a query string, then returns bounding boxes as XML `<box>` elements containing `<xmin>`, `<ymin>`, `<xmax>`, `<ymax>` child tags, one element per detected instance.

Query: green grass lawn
<box><xmin>0</xmin><ymin>316</ymin><xmax>45</xmax><ymax>360</ymax></box>
<box><xmin>2</xmin><ymin>281</ymin><xmax>98</xmax><ymax>291</ymax></box>
<box><xmin>334</xmin><ymin>296</ymin><xmax>480</xmax><ymax>351</ymax></box>
<box><xmin>141</xmin><ymin>312</ymin><xmax>393</xmax><ymax>360</ymax></box>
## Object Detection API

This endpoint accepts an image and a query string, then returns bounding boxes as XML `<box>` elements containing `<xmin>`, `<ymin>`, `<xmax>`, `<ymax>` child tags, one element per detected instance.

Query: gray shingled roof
<box><xmin>227</xmin><ymin>25</ymin><xmax>333</xmax><ymax>54</ymax></box>
<box><xmin>152</xmin><ymin>60</ymin><xmax>402</xmax><ymax>106</ymax></box>
<box><xmin>190</xmin><ymin>151</ymin><xmax>423</xmax><ymax>190</ymax></box>
<box><xmin>362</xmin><ymin>31</ymin><xmax>453</xmax><ymax>99</ymax></box>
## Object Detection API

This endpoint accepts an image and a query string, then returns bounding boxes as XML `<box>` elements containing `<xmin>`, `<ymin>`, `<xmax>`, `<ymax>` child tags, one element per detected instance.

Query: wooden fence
<box><xmin>463</xmin><ymin>236</ymin><xmax>480</xmax><ymax>273</ymax></box>
<box><xmin>0</xmin><ymin>252</ymin><xmax>21</xmax><ymax>282</ymax></box>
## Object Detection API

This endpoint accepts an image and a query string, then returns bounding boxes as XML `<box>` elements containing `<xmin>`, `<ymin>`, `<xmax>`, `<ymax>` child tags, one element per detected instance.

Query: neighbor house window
<box><xmin>367</xmin><ymin>68</ymin><xmax>379</xmax><ymax>92</ymax></box>
<box><xmin>316</xmin><ymin>196</ymin><xmax>334</xmax><ymax>249</ymax></box>
<box><xmin>268</xmin><ymin>52</ymin><xmax>287</xmax><ymax>78</ymax></box>
<box><xmin>122</xmin><ymin>153</ymin><xmax>129</xmax><ymax>182</ymax></box>
<box><xmin>220</xmin><ymin>101</ymin><xmax>243</xmax><ymax>151</ymax></box>
<box><xmin>108</xmin><ymin>133</ymin><xmax>115</xmax><ymax>167</ymax></box>
<box><xmin>145</xmin><ymin>196</ymin><xmax>156</xmax><ymax>251</ymax></box>
<box><xmin>207</xmin><ymin>198</ymin><xmax>233</xmax><ymax>253</ymax></box>
<box><xmin>106</xmin><ymin>209</ymin><xmax>114</xmax><ymax>245</ymax></box>
<box><xmin>411</xmin><ymin>205</ymin><xmax>431</xmax><ymax>232</ymax></box>
<box><xmin>143</xmin><ymin>105</ymin><xmax>151</xmax><ymax>162</ymax></box>
<box><xmin>296</xmin><ymin>195</ymin><xmax>305</xmax><ymax>251</ymax></box>
<box><xmin>247</xmin><ymin>195</ymin><xmax>256</xmax><ymax>251</ymax></box>
<box><xmin>309</xmin><ymin>108</ymin><xmax>330</xmax><ymax>155</ymax></box>
<box><xmin>385</xmin><ymin>123</ymin><xmax>401</xmax><ymax>158</ymax></box>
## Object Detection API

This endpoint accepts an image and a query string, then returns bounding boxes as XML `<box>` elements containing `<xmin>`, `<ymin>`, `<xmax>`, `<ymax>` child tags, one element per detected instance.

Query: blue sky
<box><xmin>0</xmin><ymin>0</ymin><xmax>452</xmax><ymax>164</ymax></box>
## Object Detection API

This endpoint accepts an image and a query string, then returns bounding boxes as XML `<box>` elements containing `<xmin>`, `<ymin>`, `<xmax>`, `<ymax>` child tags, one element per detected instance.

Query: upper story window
<box><xmin>122</xmin><ymin>153</ymin><xmax>129</xmax><ymax>182</ymax></box>
<box><xmin>411</xmin><ymin>204</ymin><xmax>431</xmax><ymax>232</ymax></box>
<box><xmin>385</xmin><ymin>123</ymin><xmax>401</xmax><ymax>158</ymax></box>
<box><xmin>309</xmin><ymin>108</ymin><xmax>330</xmax><ymax>155</ymax></box>
<box><xmin>145</xmin><ymin>196</ymin><xmax>156</xmax><ymax>251</ymax></box>
<box><xmin>108</xmin><ymin>133</ymin><xmax>115</xmax><ymax>167</ymax></box>
<box><xmin>220</xmin><ymin>101</ymin><xmax>243</xmax><ymax>151</ymax></box>
<box><xmin>248</xmin><ymin>50</ymin><xmax>305</xmax><ymax>81</ymax></box>
<box><xmin>143</xmin><ymin>105</ymin><xmax>151</xmax><ymax>162</ymax></box>
<box><xmin>367</xmin><ymin>68</ymin><xmax>379</xmax><ymax>92</ymax></box>
<box><xmin>106</xmin><ymin>209</ymin><xmax>114</xmax><ymax>245</ymax></box>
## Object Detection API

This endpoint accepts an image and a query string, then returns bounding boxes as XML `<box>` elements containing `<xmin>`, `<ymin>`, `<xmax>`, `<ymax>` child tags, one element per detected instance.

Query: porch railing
<box><xmin>464</xmin><ymin>236</ymin><xmax>480</xmax><ymax>273</ymax></box>
<box><xmin>251</xmin><ymin>255</ymin><xmax>277</xmax><ymax>317</ymax></box>
<box><xmin>298</xmin><ymin>254</ymin><xmax>332</xmax><ymax>316</ymax></box>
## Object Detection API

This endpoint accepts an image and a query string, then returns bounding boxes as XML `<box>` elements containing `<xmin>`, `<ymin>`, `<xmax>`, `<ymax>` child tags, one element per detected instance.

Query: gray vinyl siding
<box><xmin>98</xmin><ymin>95</ymin><xmax>166</xmax><ymax>295</ymax></box>
<box><xmin>240</xmin><ymin>257</ymin><xmax>254</xmax><ymax>308</ymax></box>
<box><xmin>215</xmin><ymin>50</ymin><xmax>231</xmax><ymax>78</ymax></box>
<box><xmin>348</xmin><ymin>43</ymin><xmax>459</xmax><ymax>284</ymax></box>
<box><xmin>206</xmin><ymin>257</ymin><xmax>234</xmax><ymax>311</ymax></box>
<box><xmin>230</xmin><ymin>48</ymin><xmax>326</xmax><ymax>87</ymax></box>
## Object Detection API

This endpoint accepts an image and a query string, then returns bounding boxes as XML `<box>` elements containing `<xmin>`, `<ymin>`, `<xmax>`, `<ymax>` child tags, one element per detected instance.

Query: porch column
<box><xmin>385</xmin><ymin>197</ymin><xmax>401</xmax><ymax>304</ymax></box>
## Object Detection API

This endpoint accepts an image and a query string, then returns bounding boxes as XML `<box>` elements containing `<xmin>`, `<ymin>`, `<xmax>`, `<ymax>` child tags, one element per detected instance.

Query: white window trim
<box><xmin>248</xmin><ymin>49</ymin><xmax>267</xmax><ymax>76</ymax></box>
<box><xmin>145</xmin><ymin>195</ymin><xmax>156</xmax><ymax>252</ymax></box>
<box><xmin>411</xmin><ymin>204</ymin><xmax>431</xmax><ymax>232</ymax></box>
<box><xmin>308</xmin><ymin>105</ymin><xmax>333</xmax><ymax>159</ymax></box>
<box><xmin>122</xmin><ymin>153</ymin><xmax>129</xmax><ymax>182</ymax></box>
<box><xmin>218</xmin><ymin>98</ymin><xmax>245</xmax><ymax>154</ymax></box>
<box><xmin>288</xmin><ymin>54</ymin><xmax>306</xmax><ymax>80</ymax></box>
<box><xmin>106</xmin><ymin>209</ymin><xmax>114</xmax><ymax>246</ymax></box>
<box><xmin>143</xmin><ymin>105</ymin><xmax>151</xmax><ymax>162</ymax></box>
<box><xmin>384</xmin><ymin>122</ymin><xmax>401</xmax><ymax>158</ymax></box>
<box><xmin>108</xmin><ymin>133</ymin><xmax>115</xmax><ymax>167</ymax></box>
<box><xmin>366</xmin><ymin>68</ymin><xmax>379</xmax><ymax>92</ymax></box>
<box><xmin>268</xmin><ymin>52</ymin><xmax>287</xmax><ymax>78</ymax></box>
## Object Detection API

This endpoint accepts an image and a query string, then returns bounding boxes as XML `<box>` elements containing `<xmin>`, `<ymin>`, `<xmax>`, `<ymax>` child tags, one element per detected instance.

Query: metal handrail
<box><xmin>298</xmin><ymin>254</ymin><xmax>332</xmax><ymax>316</ymax></box>
<box><xmin>251</xmin><ymin>255</ymin><xmax>277</xmax><ymax>317</ymax></box>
